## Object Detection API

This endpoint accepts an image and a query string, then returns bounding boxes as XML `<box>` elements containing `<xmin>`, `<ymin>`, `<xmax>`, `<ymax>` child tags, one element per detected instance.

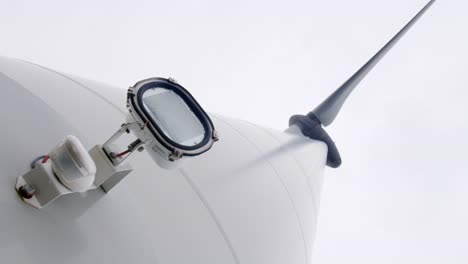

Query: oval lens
<box><xmin>141</xmin><ymin>87</ymin><xmax>206</xmax><ymax>147</ymax></box>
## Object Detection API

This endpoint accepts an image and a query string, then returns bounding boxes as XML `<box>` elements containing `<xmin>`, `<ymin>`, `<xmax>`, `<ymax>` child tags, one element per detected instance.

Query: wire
<box><xmin>30</xmin><ymin>155</ymin><xmax>46</xmax><ymax>169</ymax></box>
<box><xmin>116</xmin><ymin>149</ymin><xmax>131</xmax><ymax>158</ymax></box>
<box><xmin>42</xmin><ymin>155</ymin><xmax>49</xmax><ymax>163</ymax></box>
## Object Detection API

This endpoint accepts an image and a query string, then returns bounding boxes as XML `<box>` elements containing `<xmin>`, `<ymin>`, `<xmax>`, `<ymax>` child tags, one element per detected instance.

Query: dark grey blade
<box><xmin>311</xmin><ymin>0</ymin><xmax>436</xmax><ymax>126</ymax></box>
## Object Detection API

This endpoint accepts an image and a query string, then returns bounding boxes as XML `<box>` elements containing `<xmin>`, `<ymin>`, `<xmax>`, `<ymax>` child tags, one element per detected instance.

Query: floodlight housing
<box><xmin>126</xmin><ymin>77</ymin><xmax>218</xmax><ymax>167</ymax></box>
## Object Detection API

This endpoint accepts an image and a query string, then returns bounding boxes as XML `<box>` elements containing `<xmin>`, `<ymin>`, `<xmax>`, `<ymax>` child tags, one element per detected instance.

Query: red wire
<box><xmin>42</xmin><ymin>155</ymin><xmax>49</xmax><ymax>163</ymax></box>
<box><xmin>116</xmin><ymin>149</ymin><xmax>131</xmax><ymax>158</ymax></box>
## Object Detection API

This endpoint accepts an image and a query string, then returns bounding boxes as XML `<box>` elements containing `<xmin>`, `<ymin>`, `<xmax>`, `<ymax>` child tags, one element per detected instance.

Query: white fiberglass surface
<box><xmin>180</xmin><ymin>115</ymin><xmax>328</xmax><ymax>264</ymax></box>
<box><xmin>142</xmin><ymin>88</ymin><xmax>205</xmax><ymax>147</ymax></box>
<box><xmin>226</xmin><ymin>119</ymin><xmax>328</xmax><ymax>262</ymax></box>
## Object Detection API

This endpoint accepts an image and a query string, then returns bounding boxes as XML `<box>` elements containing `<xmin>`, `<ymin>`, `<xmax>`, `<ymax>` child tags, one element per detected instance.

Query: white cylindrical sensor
<box><xmin>49</xmin><ymin>135</ymin><xmax>96</xmax><ymax>192</ymax></box>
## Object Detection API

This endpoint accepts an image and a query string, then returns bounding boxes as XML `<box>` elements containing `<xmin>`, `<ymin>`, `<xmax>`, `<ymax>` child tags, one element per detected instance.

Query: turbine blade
<box><xmin>311</xmin><ymin>0</ymin><xmax>436</xmax><ymax>126</ymax></box>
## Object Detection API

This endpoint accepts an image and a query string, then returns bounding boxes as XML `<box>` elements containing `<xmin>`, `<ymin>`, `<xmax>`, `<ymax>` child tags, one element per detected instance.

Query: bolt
<box><xmin>137</xmin><ymin>146</ymin><xmax>145</xmax><ymax>152</ymax></box>
<box><xmin>18</xmin><ymin>184</ymin><xmax>36</xmax><ymax>199</ymax></box>
<box><xmin>212</xmin><ymin>130</ymin><xmax>219</xmax><ymax>142</ymax></box>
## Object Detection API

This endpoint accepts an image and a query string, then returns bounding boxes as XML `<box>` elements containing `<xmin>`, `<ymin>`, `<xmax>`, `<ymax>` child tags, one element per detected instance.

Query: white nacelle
<box><xmin>0</xmin><ymin>57</ymin><xmax>327</xmax><ymax>264</ymax></box>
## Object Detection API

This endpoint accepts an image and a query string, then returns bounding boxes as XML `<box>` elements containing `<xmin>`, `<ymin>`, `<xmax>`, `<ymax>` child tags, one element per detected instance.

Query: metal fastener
<box><xmin>18</xmin><ymin>184</ymin><xmax>36</xmax><ymax>199</ymax></box>
<box><xmin>213</xmin><ymin>130</ymin><xmax>219</xmax><ymax>142</ymax></box>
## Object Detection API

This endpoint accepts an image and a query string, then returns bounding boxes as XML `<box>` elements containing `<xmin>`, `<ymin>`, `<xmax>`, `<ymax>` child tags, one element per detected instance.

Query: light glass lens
<box><xmin>142</xmin><ymin>88</ymin><xmax>205</xmax><ymax>147</ymax></box>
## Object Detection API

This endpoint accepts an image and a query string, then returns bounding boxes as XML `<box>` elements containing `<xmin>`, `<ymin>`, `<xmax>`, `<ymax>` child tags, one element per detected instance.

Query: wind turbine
<box><xmin>0</xmin><ymin>1</ymin><xmax>435</xmax><ymax>263</ymax></box>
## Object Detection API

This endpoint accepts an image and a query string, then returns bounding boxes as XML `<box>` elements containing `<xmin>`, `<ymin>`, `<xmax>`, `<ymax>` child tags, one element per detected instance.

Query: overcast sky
<box><xmin>1</xmin><ymin>0</ymin><xmax>467</xmax><ymax>263</ymax></box>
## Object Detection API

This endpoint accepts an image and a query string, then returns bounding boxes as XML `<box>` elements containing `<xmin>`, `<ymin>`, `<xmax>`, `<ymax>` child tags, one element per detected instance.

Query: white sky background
<box><xmin>1</xmin><ymin>0</ymin><xmax>467</xmax><ymax>263</ymax></box>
